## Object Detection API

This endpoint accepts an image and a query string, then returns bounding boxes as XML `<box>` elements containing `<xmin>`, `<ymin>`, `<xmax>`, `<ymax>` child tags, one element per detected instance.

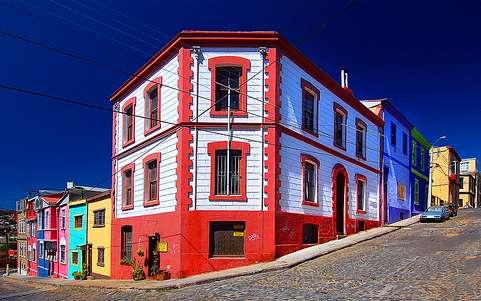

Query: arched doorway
<box><xmin>332</xmin><ymin>164</ymin><xmax>348</xmax><ymax>236</ymax></box>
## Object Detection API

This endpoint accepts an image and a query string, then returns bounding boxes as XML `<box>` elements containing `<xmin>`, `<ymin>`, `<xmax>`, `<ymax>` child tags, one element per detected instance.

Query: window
<box><xmin>302</xmin><ymin>224</ymin><xmax>318</xmax><ymax>244</ymax></box>
<box><xmin>356</xmin><ymin>175</ymin><xmax>367</xmax><ymax>211</ymax></box>
<box><xmin>301</xmin><ymin>154</ymin><xmax>319</xmax><ymax>206</ymax></box>
<box><xmin>121</xmin><ymin>226</ymin><xmax>132</xmax><ymax>261</ymax></box>
<box><xmin>420</xmin><ymin>149</ymin><xmax>425</xmax><ymax>171</ymax></box>
<box><xmin>122</xmin><ymin>163</ymin><xmax>135</xmax><ymax>210</ymax></box>
<box><xmin>97</xmin><ymin>247</ymin><xmax>105</xmax><ymax>267</ymax></box>
<box><xmin>122</xmin><ymin>97</ymin><xmax>136</xmax><ymax>147</ymax></box>
<box><xmin>397</xmin><ymin>182</ymin><xmax>406</xmax><ymax>200</ymax></box>
<box><xmin>144</xmin><ymin>77</ymin><xmax>161</xmax><ymax>135</ymax></box>
<box><xmin>333</xmin><ymin>103</ymin><xmax>347</xmax><ymax>149</ymax></box>
<box><xmin>402</xmin><ymin>133</ymin><xmax>408</xmax><ymax>155</ymax></box>
<box><xmin>143</xmin><ymin>153</ymin><xmax>160</xmax><ymax>206</ymax></box>
<box><xmin>37</xmin><ymin>213</ymin><xmax>42</xmax><ymax>230</ymax></box>
<box><xmin>412</xmin><ymin>141</ymin><xmax>417</xmax><ymax>166</ymax></box>
<box><xmin>460</xmin><ymin>177</ymin><xmax>464</xmax><ymax>189</ymax></box>
<box><xmin>61</xmin><ymin>209</ymin><xmax>66</xmax><ymax>229</ymax></box>
<box><xmin>460</xmin><ymin>161</ymin><xmax>469</xmax><ymax>172</ymax></box>
<box><xmin>45</xmin><ymin>211</ymin><xmax>49</xmax><ymax>229</ymax></box>
<box><xmin>93</xmin><ymin>209</ymin><xmax>105</xmax><ymax>227</ymax></box>
<box><xmin>414</xmin><ymin>179</ymin><xmax>420</xmax><ymax>205</ymax></box>
<box><xmin>208</xmin><ymin>56</ymin><xmax>251</xmax><ymax>117</ymax></box>
<box><xmin>391</xmin><ymin>122</ymin><xmax>397</xmax><ymax>147</ymax></box>
<box><xmin>207</xmin><ymin>141</ymin><xmax>250</xmax><ymax>201</ymax></box>
<box><xmin>209</xmin><ymin>222</ymin><xmax>245</xmax><ymax>257</ymax></box>
<box><xmin>301</xmin><ymin>79</ymin><xmax>320</xmax><ymax>135</ymax></box>
<box><xmin>215</xmin><ymin>150</ymin><xmax>241</xmax><ymax>195</ymax></box>
<box><xmin>39</xmin><ymin>242</ymin><xmax>44</xmax><ymax>259</ymax></box>
<box><xmin>60</xmin><ymin>245</ymin><xmax>66</xmax><ymax>263</ymax></box>
<box><xmin>450</xmin><ymin>161</ymin><xmax>458</xmax><ymax>175</ymax></box>
<box><xmin>72</xmin><ymin>251</ymin><xmax>78</xmax><ymax>265</ymax></box>
<box><xmin>74</xmin><ymin>215</ymin><xmax>83</xmax><ymax>229</ymax></box>
<box><xmin>32</xmin><ymin>246</ymin><xmax>36</xmax><ymax>262</ymax></box>
<box><xmin>356</xmin><ymin>119</ymin><xmax>367</xmax><ymax>160</ymax></box>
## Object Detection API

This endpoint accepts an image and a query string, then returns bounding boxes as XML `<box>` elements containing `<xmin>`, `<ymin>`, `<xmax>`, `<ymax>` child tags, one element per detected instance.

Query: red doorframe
<box><xmin>332</xmin><ymin>164</ymin><xmax>349</xmax><ymax>236</ymax></box>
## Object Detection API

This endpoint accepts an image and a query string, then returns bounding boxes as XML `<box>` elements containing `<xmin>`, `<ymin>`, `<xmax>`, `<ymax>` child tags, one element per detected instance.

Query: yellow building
<box><xmin>431</xmin><ymin>146</ymin><xmax>461</xmax><ymax>206</ymax></box>
<box><xmin>86</xmin><ymin>190</ymin><xmax>111</xmax><ymax>278</ymax></box>
<box><xmin>459</xmin><ymin>158</ymin><xmax>479</xmax><ymax>208</ymax></box>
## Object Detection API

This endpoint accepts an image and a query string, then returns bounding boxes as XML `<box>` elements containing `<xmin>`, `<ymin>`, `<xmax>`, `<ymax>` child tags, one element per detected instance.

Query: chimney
<box><xmin>340</xmin><ymin>68</ymin><xmax>353</xmax><ymax>95</ymax></box>
<box><xmin>66</xmin><ymin>181</ymin><xmax>74</xmax><ymax>189</ymax></box>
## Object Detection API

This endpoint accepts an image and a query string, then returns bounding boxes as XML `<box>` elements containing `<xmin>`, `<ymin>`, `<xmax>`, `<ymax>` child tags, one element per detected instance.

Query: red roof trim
<box><xmin>109</xmin><ymin>31</ymin><xmax>384</xmax><ymax>127</ymax></box>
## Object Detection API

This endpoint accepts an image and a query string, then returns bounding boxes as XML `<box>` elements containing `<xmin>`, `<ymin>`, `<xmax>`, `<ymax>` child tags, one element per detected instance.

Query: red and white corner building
<box><xmin>109</xmin><ymin>31</ymin><xmax>384</xmax><ymax>279</ymax></box>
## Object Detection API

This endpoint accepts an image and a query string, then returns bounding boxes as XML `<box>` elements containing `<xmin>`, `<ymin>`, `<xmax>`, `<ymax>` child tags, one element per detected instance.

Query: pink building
<box><xmin>55</xmin><ymin>193</ymin><xmax>70</xmax><ymax>278</ymax></box>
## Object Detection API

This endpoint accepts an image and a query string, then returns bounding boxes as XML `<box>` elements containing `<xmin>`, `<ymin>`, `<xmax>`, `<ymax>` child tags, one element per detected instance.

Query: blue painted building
<box><xmin>410</xmin><ymin>128</ymin><xmax>431</xmax><ymax>214</ymax></box>
<box><xmin>35</xmin><ymin>192</ymin><xmax>64</xmax><ymax>277</ymax></box>
<box><xmin>363</xmin><ymin>99</ymin><xmax>413</xmax><ymax>223</ymax></box>
<box><xmin>68</xmin><ymin>199</ymin><xmax>87</xmax><ymax>279</ymax></box>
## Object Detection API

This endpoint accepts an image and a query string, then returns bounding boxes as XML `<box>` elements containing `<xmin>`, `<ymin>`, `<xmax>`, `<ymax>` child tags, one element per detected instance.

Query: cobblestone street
<box><xmin>2</xmin><ymin>209</ymin><xmax>480</xmax><ymax>300</ymax></box>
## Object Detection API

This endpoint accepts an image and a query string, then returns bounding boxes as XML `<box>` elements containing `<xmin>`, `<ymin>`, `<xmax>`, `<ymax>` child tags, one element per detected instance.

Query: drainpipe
<box><xmin>192</xmin><ymin>46</ymin><xmax>201</xmax><ymax>210</ymax></box>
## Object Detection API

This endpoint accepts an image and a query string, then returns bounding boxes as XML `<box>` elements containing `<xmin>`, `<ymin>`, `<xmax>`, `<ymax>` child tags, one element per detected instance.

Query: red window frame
<box><xmin>207</xmin><ymin>141</ymin><xmax>251</xmax><ymax>201</ymax></box>
<box><xmin>142</xmin><ymin>152</ymin><xmax>161</xmax><ymax>207</ymax></box>
<box><xmin>355</xmin><ymin>118</ymin><xmax>367</xmax><ymax>160</ymax></box>
<box><xmin>333</xmin><ymin>102</ymin><xmax>348</xmax><ymax>150</ymax></box>
<box><xmin>355</xmin><ymin>174</ymin><xmax>367</xmax><ymax>213</ymax></box>
<box><xmin>143</xmin><ymin>77</ymin><xmax>162</xmax><ymax>136</ymax></box>
<box><xmin>301</xmin><ymin>154</ymin><xmax>320</xmax><ymax>207</ymax></box>
<box><xmin>208</xmin><ymin>56</ymin><xmax>251</xmax><ymax>117</ymax></box>
<box><xmin>301</xmin><ymin>78</ymin><xmax>320</xmax><ymax>137</ymax></box>
<box><xmin>122</xmin><ymin>97</ymin><xmax>136</xmax><ymax>147</ymax></box>
<box><xmin>121</xmin><ymin>163</ymin><xmax>135</xmax><ymax>210</ymax></box>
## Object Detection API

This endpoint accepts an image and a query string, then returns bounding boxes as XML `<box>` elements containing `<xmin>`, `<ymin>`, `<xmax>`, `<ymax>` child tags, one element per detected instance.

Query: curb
<box><xmin>8</xmin><ymin>215</ymin><xmax>419</xmax><ymax>291</ymax></box>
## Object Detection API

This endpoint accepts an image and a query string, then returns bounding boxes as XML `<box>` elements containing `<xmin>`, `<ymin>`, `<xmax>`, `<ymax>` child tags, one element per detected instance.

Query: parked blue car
<box><xmin>420</xmin><ymin>206</ymin><xmax>450</xmax><ymax>222</ymax></box>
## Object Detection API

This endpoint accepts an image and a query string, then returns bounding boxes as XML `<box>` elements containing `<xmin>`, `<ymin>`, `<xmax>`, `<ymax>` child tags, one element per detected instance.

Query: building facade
<box><xmin>410</xmin><ymin>128</ymin><xmax>431</xmax><ymax>214</ymax></box>
<box><xmin>68</xmin><ymin>199</ymin><xmax>87</xmax><ymax>279</ymax></box>
<box><xmin>36</xmin><ymin>193</ymin><xmax>63</xmax><ymax>277</ymax></box>
<box><xmin>86</xmin><ymin>191</ymin><xmax>112</xmax><ymax>278</ymax></box>
<box><xmin>16</xmin><ymin>199</ymin><xmax>28</xmax><ymax>275</ymax></box>
<box><xmin>431</xmin><ymin>146</ymin><xmax>461</xmax><ymax>206</ymax></box>
<box><xmin>363</xmin><ymin>99</ymin><xmax>413</xmax><ymax>223</ymax></box>
<box><xmin>459</xmin><ymin>158</ymin><xmax>479</xmax><ymax>208</ymax></box>
<box><xmin>25</xmin><ymin>197</ymin><xmax>38</xmax><ymax>276</ymax></box>
<box><xmin>56</xmin><ymin>195</ymin><xmax>69</xmax><ymax>279</ymax></box>
<box><xmin>110</xmin><ymin>31</ymin><xmax>383</xmax><ymax>279</ymax></box>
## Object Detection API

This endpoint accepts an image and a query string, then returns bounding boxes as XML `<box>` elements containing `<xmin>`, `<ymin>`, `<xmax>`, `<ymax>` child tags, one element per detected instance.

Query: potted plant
<box><xmin>131</xmin><ymin>261</ymin><xmax>145</xmax><ymax>281</ymax></box>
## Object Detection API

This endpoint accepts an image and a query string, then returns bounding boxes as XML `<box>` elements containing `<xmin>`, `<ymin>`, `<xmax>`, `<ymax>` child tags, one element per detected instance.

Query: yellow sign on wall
<box><xmin>156</xmin><ymin>241</ymin><xmax>168</xmax><ymax>253</ymax></box>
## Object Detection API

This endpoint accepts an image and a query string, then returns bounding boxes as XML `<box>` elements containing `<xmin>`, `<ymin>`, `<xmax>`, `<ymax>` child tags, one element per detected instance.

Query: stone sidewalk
<box><xmin>7</xmin><ymin>215</ymin><xmax>419</xmax><ymax>291</ymax></box>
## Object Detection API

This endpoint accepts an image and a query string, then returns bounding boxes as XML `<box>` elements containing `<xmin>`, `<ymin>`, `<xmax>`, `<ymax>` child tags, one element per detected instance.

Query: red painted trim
<box><xmin>143</xmin><ymin>77</ymin><xmax>162</xmax><ymax>136</ymax></box>
<box><xmin>355</xmin><ymin>118</ymin><xmax>367</xmax><ymax>161</ymax></box>
<box><xmin>300</xmin><ymin>154</ymin><xmax>320</xmax><ymax>207</ymax></box>
<box><xmin>109</xmin><ymin>31</ymin><xmax>383</xmax><ymax>127</ymax></box>
<box><xmin>121</xmin><ymin>163</ymin><xmax>135</xmax><ymax>211</ymax></box>
<box><xmin>355</xmin><ymin>173</ymin><xmax>367</xmax><ymax>211</ymax></box>
<box><xmin>300</xmin><ymin>78</ymin><xmax>320</xmax><ymax>137</ymax></box>
<box><xmin>122</xmin><ymin>97</ymin><xmax>136</xmax><ymax>148</ymax></box>
<box><xmin>142</xmin><ymin>152</ymin><xmax>161</xmax><ymax>207</ymax></box>
<box><xmin>332</xmin><ymin>164</ymin><xmax>349</xmax><ymax>235</ymax></box>
<box><xmin>333</xmin><ymin>102</ymin><xmax>347</xmax><ymax>151</ymax></box>
<box><xmin>280</xmin><ymin>125</ymin><xmax>381</xmax><ymax>174</ymax></box>
<box><xmin>176</xmin><ymin>47</ymin><xmax>194</xmax><ymax>211</ymax></box>
<box><xmin>111</xmin><ymin>108</ymin><xmax>117</xmax><ymax>219</ymax></box>
<box><xmin>207</xmin><ymin>141</ymin><xmax>251</xmax><ymax>201</ymax></box>
<box><xmin>207</xmin><ymin>56</ymin><xmax>251</xmax><ymax>117</ymax></box>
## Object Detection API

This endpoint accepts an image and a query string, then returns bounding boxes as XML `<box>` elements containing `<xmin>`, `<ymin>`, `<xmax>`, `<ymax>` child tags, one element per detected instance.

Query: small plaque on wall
<box><xmin>156</xmin><ymin>241</ymin><xmax>168</xmax><ymax>253</ymax></box>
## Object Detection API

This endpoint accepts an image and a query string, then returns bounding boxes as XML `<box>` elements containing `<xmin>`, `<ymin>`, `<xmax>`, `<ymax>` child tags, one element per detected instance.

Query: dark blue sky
<box><xmin>1</xmin><ymin>0</ymin><xmax>480</xmax><ymax>209</ymax></box>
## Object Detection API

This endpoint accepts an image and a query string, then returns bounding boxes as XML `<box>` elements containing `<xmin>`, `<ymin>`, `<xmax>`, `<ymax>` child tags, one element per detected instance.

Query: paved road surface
<box><xmin>1</xmin><ymin>209</ymin><xmax>480</xmax><ymax>300</ymax></box>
